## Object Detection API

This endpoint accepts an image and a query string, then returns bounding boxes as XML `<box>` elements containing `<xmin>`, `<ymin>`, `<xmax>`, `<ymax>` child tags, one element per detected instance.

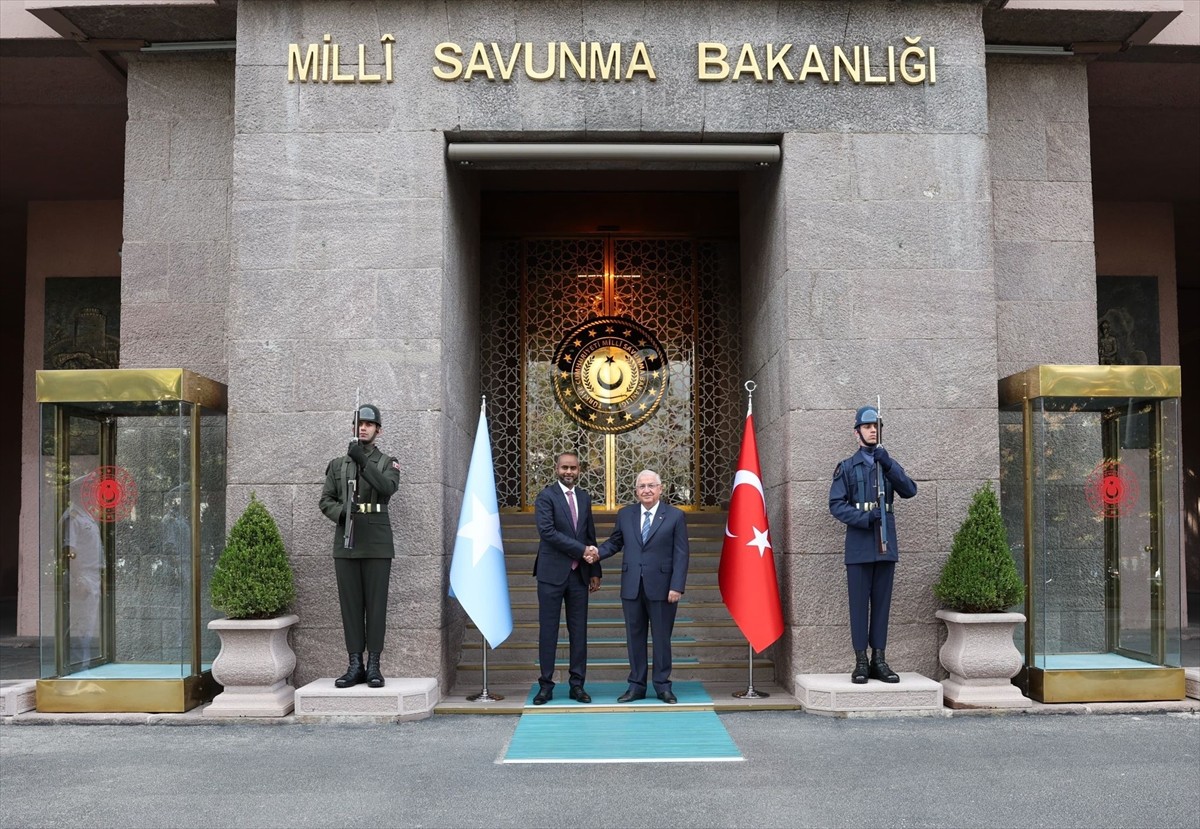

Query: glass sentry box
<box><xmin>998</xmin><ymin>365</ymin><xmax>1184</xmax><ymax>703</ymax></box>
<box><xmin>36</xmin><ymin>369</ymin><xmax>227</xmax><ymax>713</ymax></box>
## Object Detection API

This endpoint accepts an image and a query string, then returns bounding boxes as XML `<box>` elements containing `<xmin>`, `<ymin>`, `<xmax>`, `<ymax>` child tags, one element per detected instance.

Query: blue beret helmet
<box><xmin>854</xmin><ymin>406</ymin><xmax>879</xmax><ymax>428</ymax></box>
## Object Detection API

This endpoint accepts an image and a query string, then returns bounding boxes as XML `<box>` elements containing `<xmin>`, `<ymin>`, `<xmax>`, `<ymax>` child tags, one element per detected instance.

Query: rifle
<box><xmin>343</xmin><ymin>388</ymin><xmax>361</xmax><ymax>550</ymax></box>
<box><xmin>876</xmin><ymin>394</ymin><xmax>888</xmax><ymax>555</ymax></box>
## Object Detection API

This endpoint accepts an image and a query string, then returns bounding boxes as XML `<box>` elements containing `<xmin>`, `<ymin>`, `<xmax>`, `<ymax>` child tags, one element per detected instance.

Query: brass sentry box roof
<box><xmin>36</xmin><ymin>369</ymin><xmax>228</xmax><ymax>412</ymax></box>
<box><xmin>997</xmin><ymin>364</ymin><xmax>1181</xmax><ymax>408</ymax></box>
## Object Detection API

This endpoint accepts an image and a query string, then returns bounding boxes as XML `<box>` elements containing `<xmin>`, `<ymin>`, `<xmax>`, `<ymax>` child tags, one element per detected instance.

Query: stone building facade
<box><xmin>5</xmin><ymin>0</ymin><xmax>1196</xmax><ymax>693</ymax></box>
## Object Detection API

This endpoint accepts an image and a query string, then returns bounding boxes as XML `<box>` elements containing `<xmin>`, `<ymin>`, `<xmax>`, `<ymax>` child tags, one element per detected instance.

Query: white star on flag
<box><xmin>457</xmin><ymin>494</ymin><xmax>503</xmax><ymax>567</ymax></box>
<box><xmin>449</xmin><ymin>402</ymin><xmax>513</xmax><ymax>649</ymax></box>
<box><xmin>747</xmin><ymin>525</ymin><xmax>771</xmax><ymax>557</ymax></box>
<box><xmin>718</xmin><ymin>406</ymin><xmax>784</xmax><ymax>653</ymax></box>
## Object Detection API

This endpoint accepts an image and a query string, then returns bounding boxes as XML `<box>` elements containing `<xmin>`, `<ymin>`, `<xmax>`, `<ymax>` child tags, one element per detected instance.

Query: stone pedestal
<box><xmin>1185</xmin><ymin>667</ymin><xmax>1199</xmax><ymax>701</ymax></box>
<box><xmin>1</xmin><ymin>680</ymin><xmax>37</xmax><ymax>716</ymax></box>
<box><xmin>205</xmin><ymin>614</ymin><xmax>299</xmax><ymax>717</ymax></box>
<box><xmin>294</xmin><ymin>678</ymin><xmax>439</xmax><ymax>723</ymax></box>
<box><xmin>936</xmin><ymin>610</ymin><xmax>1031</xmax><ymax>709</ymax></box>
<box><xmin>795</xmin><ymin>673</ymin><xmax>944</xmax><ymax>715</ymax></box>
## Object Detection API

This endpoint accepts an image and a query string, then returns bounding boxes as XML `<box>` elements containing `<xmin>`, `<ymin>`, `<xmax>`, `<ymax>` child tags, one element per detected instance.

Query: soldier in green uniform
<box><xmin>319</xmin><ymin>403</ymin><xmax>400</xmax><ymax>688</ymax></box>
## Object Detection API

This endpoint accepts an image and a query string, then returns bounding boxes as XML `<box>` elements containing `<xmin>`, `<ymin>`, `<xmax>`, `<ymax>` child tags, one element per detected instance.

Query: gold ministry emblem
<box><xmin>552</xmin><ymin>316</ymin><xmax>668</xmax><ymax>434</ymax></box>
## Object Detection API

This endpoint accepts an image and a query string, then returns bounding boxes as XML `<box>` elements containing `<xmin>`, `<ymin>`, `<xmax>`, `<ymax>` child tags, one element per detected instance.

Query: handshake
<box><xmin>582</xmin><ymin>545</ymin><xmax>600</xmax><ymax>565</ymax></box>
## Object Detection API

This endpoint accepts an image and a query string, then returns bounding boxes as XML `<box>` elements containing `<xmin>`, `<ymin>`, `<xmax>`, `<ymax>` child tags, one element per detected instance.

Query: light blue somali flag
<box><xmin>449</xmin><ymin>404</ymin><xmax>513</xmax><ymax>649</ymax></box>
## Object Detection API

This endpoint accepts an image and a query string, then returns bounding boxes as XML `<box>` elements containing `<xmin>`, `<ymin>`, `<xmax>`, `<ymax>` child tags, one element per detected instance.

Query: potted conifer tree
<box><xmin>933</xmin><ymin>481</ymin><xmax>1031</xmax><ymax>708</ymax></box>
<box><xmin>205</xmin><ymin>493</ymin><xmax>299</xmax><ymax>717</ymax></box>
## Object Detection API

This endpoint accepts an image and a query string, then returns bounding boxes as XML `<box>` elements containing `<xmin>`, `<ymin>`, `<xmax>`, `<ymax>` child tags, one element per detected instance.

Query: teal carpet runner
<box><xmin>501</xmin><ymin>681</ymin><xmax>743</xmax><ymax>764</ymax></box>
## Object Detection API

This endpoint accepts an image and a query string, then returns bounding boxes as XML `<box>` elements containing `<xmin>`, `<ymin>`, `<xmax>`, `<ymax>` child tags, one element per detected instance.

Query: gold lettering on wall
<box><xmin>287</xmin><ymin>35</ymin><xmax>938</xmax><ymax>87</ymax></box>
<box><xmin>696</xmin><ymin>38</ymin><xmax>937</xmax><ymax>85</ymax></box>
<box><xmin>429</xmin><ymin>41</ymin><xmax>657</xmax><ymax>82</ymax></box>
<box><xmin>287</xmin><ymin>33</ymin><xmax>397</xmax><ymax>83</ymax></box>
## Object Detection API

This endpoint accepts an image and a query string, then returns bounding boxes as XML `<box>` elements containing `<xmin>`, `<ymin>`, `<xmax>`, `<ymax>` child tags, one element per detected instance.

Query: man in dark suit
<box><xmin>588</xmin><ymin>469</ymin><xmax>690</xmax><ymax>704</ymax></box>
<box><xmin>533</xmin><ymin>451</ymin><xmax>601</xmax><ymax>705</ymax></box>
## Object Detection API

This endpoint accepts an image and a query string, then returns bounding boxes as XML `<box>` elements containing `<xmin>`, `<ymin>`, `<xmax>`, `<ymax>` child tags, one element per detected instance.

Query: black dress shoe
<box><xmin>569</xmin><ymin>686</ymin><xmax>592</xmax><ymax>703</ymax></box>
<box><xmin>656</xmin><ymin>690</ymin><xmax>678</xmax><ymax>704</ymax></box>
<box><xmin>533</xmin><ymin>687</ymin><xmax>553</xmax><ymax>705</ymax></box>
<box><xmin>616</xmin><ymin>689</ymin><xmax>646</xmax><ymax>703</ymax></box>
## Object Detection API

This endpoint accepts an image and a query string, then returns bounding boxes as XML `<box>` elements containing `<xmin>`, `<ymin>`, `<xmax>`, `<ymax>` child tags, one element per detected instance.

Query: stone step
<box><xmin>450</xmin><ymin>512</ymin><xmax>772</xmax><ymax>687</ymax></box>
<box><xmin>500</xmin><ymin>512</ymin><xmax>728</xmax><ymax>525</ymax></box>
<box><xmin>794</xmin><ymin>673</ymin><xmax>944</xmax><ymax>715</ymax></box>
<box><xmin>293</xmin><ymin>677</ymin><xmax>440</xmax><ymax>723</ymax></box>
<box><xmin>456</xmin><ymin>660</ymin><xmax>772</xmax><ymax>687</ymax></box>
<box><xmin>460</xmin><ymin>636</ymin><xmax>758</xmax><ymax>654</ymax></box>
<box><xmin>467</xmin><ymin>618</ymin><xmax>743</xmax><ymax>639</ymax></box>
<box><xmin>500</xmin><ymin>601</ymin><xmax>738</xmax><ymax>623</ymax></box>
<box><xmin>0</xmin><ymin>680</ymin><xmax>37</xmax><ymax>716</ymax></box>
<box><xmin>501</xmin><ymin>541</ymin><xmax>728</xmax><ymax>553</ymax></box>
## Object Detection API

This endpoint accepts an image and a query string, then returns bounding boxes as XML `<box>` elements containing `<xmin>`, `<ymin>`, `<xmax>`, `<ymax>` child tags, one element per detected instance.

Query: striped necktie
<box><xmin>567</xmin><ymin>489</ymin><xmax>579</xmax><ymax>570</ymax></box>
<box><xmin>641</xmin><ymin>510</ymin><xmax>652</xmax><ymax>543</ymax></box>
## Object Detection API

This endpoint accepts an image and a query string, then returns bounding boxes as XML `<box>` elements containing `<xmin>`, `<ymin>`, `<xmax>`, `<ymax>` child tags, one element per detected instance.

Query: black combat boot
<box><xmin>366</xmin><ymin>652</ymin><xmax>384</xmax><ymax>688</ymax></box>
<box><xmin>851</xmin><ymin>650</ymin><xmax>870</xmax><ymax>684</ymax></box>
<box><xmin>335</xmin><ymin>652</ymin><xmax>366</xmax><ymax>688</ymax></box>
<box><xmin>870</xmin><ymin>648</ymin><xmax>900</xmax><ymax>683</ymax></box>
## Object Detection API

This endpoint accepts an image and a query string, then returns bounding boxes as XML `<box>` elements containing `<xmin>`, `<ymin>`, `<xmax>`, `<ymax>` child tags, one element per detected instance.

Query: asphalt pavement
<box><xmin>2</xmin><ymin>711</ymin><xmax>1198</xmax><ymax>829</ymax></box>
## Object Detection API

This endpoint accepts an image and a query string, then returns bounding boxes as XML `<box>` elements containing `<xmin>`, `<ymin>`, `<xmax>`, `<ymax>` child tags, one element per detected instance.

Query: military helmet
<box><xmin>854</xmin><ymin>406</ymin><xmax>879</xmax><ymax>428</ymax></box>
<box><xmin>356</xmin><ymin>404</ymin><xmax>382</xmax><ymax>426</ymax></box>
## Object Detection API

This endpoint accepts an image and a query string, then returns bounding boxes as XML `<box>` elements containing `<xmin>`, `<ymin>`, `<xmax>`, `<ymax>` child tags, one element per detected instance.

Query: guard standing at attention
<box><xmin>829</xmin><ymin>404</ymin><xmax>917</xmax><ymax>685</ymax></box>
<box><xmin>319</xmin><ymin>403</ymin><xmax>400</xmax><ymax>689</ymax></box>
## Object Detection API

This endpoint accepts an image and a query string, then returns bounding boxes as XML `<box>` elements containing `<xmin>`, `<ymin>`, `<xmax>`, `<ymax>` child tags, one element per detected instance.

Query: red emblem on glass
<box><xmin>81</xmin><ymin>466</ymin><xmax>138</xmax><ymax>523</ymax></box>
<box><xmin>1085</xmin><ymin>459</ymin><xmax>1138</xmax><ymax>519</ymax></box>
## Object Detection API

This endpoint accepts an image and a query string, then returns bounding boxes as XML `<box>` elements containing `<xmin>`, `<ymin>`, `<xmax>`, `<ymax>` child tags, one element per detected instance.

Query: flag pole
<box><xmin>730</xmin><ymin>380</ymin><xmax>770</xmax><ymax>699</ymax></box>
<box><xmin>463</xmin><ymin>394</ymin><xmax>504</xmax><ymax>702</ymax></box>
<box><xmin>733</xmin><ymin>641</ymin><xmax>769</xmax><ymax>699</ymax></box>
<box><xmin>466</xmin><ymin>631</ymin><xmax>504</xmax><ymax>702</ymax></box>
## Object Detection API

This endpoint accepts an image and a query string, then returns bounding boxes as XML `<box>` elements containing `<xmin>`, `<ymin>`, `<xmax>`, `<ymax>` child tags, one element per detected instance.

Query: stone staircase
<box><xmin>452</xmin><ymin>511</ymin><xmax>773</xmax><ymax>690</ymax></box>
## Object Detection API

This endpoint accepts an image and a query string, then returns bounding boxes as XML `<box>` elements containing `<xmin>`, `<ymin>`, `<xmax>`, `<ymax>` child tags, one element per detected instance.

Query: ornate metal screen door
<box><xmin>482</xmin><ymin>235</ymin><xmax>740</xmax><ymax>510</ymax></box>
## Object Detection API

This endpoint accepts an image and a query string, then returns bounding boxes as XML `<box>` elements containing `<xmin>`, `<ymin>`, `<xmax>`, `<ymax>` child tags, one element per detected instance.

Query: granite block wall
<box><xmin>988</xmin><ymin>58</ymin><xmax>1098</xmax><ymax>377</ymax></box>
<box><xmin>121</xmin><ymin>54</ymin><xmax>233</xmax><ymax>385</ymax></box>
<box><xmin>112</xmin><ymin>0</ymin><xmax>1107</xmax><ymax>687</ymax></box>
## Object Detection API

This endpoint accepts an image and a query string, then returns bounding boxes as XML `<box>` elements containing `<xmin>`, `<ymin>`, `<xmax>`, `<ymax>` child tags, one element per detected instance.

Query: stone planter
<box><xmin>205</xmin><ymin>614</ymin><xmax>299</xmax><ymax>717</ymax></box>
<box><xmin>936</xmin><ymin>609</ymin><xmax>1031</xmax><ymax>709</ymax></box>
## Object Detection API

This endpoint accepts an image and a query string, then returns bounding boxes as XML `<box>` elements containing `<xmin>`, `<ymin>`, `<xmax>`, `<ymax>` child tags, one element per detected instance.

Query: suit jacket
<box><xmin>533</xmin><ymin>484</ymin><xmax>600</xmax><ymax>585</ymax></box>
<box><xmin>319</xmin><ymin>445</ymin><xmax>400</xmax><ymax>559</ymax></box>
<box><xmin>598</xmin><ymin>501</ymin><xmax>689</xmax><ymax>601</ymax></box>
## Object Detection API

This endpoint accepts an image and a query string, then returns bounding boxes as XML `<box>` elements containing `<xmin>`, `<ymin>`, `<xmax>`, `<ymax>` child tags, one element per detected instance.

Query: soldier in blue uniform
<box><xmin>829</xmin><ymin>405</ymin><xmax>918</xmax><ymax>684</ymax></box>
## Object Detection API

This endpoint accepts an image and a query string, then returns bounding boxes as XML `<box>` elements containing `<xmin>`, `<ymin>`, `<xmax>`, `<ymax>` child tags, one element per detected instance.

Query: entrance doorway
<box><xmin>479</xmin><ymin>187</ymin><xmax>741</xmax><ymax>511</ymax></box>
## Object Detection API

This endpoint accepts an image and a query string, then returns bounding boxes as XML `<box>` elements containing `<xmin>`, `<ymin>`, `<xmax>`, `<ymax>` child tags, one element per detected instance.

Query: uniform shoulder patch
<box><xmin>833</xmin><ymin>462</ymin><xmax>843</xmax><ymax>479</ymax></box>
<box><xmin>391</xmin><ymin>459</ymin><xmax>400</xmax><ymax>471</ymax></box>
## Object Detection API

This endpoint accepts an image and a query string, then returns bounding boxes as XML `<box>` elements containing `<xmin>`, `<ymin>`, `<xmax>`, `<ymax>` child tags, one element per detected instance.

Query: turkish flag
<box><xmin>718</xmin><ymin>413</ymin><xmax>784</xmax><ymax>653</ymax></box>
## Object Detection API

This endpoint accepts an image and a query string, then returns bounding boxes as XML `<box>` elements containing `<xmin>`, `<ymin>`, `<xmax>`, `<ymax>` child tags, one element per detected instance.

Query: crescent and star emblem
<box><xmin>597</xmin><ymin>356</ymin><xmax>624</xmax><ymax>391</ymax></box>
<box><xmin>551</xmin><ymin>316</ymin><xmax>668</xmax><ymax>434</ymax></box>
<box><xmin>724</xmin><ymin>469</ymin><xmax>772</xmax><ymax>556</ymax></box>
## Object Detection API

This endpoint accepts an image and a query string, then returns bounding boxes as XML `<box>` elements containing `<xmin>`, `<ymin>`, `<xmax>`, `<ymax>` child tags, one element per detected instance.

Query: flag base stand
<box><xmin>466</xmin><ymin>632</ymin><xmax>504</xmax><ymax>702</ymax></box>
<box><xmin>466</xmin><ymin>689</ymin><xmax>504</xmax><ymax>702</ymax></box>
<box><xmin>732</xmin><ymin>642</ymin><xmax>769</xmax><ymax>698</ymax></box>
<box><xmin>732</xmin><ymin>687</ymin><xmax>770</xmax><ymax>699</ymax></box>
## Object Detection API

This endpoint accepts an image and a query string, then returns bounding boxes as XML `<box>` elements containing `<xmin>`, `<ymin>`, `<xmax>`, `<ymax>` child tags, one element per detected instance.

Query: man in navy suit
<box><xmin>588</xmin><ymin>469</ymin><xmax>690</xmax><ymax>704</ymax></box>
<box><xmin>533</xmin><ymin>451</ymin><xmax>601</xmax><ymax>705</ymax></box>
